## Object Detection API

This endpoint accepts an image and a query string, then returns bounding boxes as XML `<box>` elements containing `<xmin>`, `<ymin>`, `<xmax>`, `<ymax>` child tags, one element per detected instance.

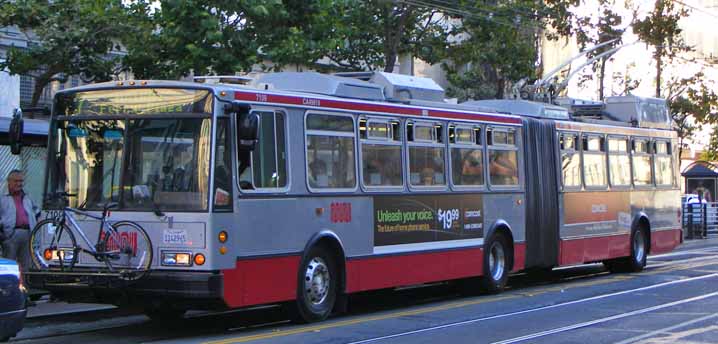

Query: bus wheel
<box><xmin>607</xmin><ymin>227</ymin><xmax>648</xmax><ymax>273</ymax></box>
<box><xmin>291</xmin><ymin>246</ymin><xmax>337</xmax><ymax>323</ymax></box>
<box><xmin>481</xmin><ymin>233</ymin><xmax>509</xmax><ymax>293</ymax></box>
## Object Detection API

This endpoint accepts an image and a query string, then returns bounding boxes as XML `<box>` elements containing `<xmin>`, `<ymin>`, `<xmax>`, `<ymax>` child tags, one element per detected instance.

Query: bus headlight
<box><xmin>161</xmin><ymin>252</ymin><xmax>192</xmax><ymax>266</ymax></box>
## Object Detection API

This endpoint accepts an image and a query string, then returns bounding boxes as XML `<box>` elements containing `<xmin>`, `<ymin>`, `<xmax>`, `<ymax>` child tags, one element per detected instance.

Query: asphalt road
<box><xmin>12</xmin><ymin>239</ymin><xmax>718</xmax><ymax>344</ymax></box>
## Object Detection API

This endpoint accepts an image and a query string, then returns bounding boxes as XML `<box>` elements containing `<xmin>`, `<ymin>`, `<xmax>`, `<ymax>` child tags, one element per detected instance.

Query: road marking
<box><xmin>342</xmin><ymin>273</ymin><xmax>718</xmax><ymax>344</ymax></box>
<box><xmin>491</xmin><ymin>291</ymin><xmax>718</xmax><ymax>344</ymax></box>
<box><xmin>650</xmin><ymin>247</ymin><xmax>718</xmax><ymax>259</ymax></box>
<box><xmin>613</xmin><ymin>312</ymin><xmax>718</xmax><ymax>344</ymax></box>
<box><xmin>202</xmin><ymin>295</ymin><xmax>517</xmax><ymax>344</ymax></box>
<box><xmin>203</xmin><ymin>255</ymin><xmax>718</xmax><ymax>344</ymax></box>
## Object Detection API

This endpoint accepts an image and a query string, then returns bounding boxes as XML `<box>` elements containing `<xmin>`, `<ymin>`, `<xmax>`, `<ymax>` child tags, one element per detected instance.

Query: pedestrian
<box><xmin>0</xmin><ymin>170</ymin><xmax>40</xmax><ymax>272</ymax></box>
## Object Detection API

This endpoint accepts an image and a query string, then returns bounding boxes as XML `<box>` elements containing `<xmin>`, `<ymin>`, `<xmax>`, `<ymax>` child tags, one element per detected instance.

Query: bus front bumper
<box><xmin>26</xmin><ymin>269</ymin><xmax>225</xmax><ymax>308</ymax></box>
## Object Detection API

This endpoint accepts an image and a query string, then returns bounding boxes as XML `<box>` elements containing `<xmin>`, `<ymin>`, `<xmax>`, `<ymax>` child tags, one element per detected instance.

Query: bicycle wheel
<box><xmin>30</xmin><ymin>219</ymin><xmax>78</xmax><ymax>271</ymax></box>
<box><xmin>101</xmin><ymin>221</ymin><xmax>152</xmax><ymax>280</ymax></box>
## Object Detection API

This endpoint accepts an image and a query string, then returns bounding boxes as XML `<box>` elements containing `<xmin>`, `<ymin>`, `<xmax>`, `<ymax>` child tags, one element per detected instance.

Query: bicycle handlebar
<box><xmin>46</xmin><ymin>191</ymin><xmax>77</xmax><ymax>201</ymax></box>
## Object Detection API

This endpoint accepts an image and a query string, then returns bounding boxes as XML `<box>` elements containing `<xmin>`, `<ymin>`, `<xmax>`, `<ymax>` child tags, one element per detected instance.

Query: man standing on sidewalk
<box><xmin>0</xmin><ymin>170</ymin><xmax>40</xmax><ymax>271</ymax></box>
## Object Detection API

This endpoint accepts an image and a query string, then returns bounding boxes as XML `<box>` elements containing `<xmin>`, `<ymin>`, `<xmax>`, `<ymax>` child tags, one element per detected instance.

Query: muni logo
<box><xmin>100</xmin><ymin>231</ymin><xmax>138</xmax><ymax>256</ymax></box>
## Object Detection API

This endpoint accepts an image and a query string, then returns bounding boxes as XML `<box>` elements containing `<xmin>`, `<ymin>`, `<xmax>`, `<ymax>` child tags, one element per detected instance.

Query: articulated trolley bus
<box><xmin>25</xmin><ymin>72</ymin><xmax>681</xmax><ymax>322</ymax></box>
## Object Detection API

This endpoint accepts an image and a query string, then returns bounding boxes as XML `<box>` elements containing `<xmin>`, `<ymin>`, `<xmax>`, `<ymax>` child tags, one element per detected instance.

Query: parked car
<box><xmin>0</xmin><ymin>258</ymin><xmax>26</xmax><ymax>342</ymax></box>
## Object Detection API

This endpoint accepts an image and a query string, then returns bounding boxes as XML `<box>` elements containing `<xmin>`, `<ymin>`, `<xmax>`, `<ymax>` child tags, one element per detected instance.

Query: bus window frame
<box><xmin>558</xmin><ymin>131</ymin><xmax>582</xmax><ymax>191</ymax></box>
<box><xmin>606</xmin><ymin>135</ymin><xmax>632</xmax><ymax>190</ymax></box>
<box><xmin>407</xmin><ymin>119</ymin><xmax>448</xmax><ymax>191</ymax></box>
<box><xmin>212</xmin><ymin>115</ymin><xmax>234</xmax><ymax>212</ymax></box>
<box><xmin>238</xmin><ymin>107</ymin><xmax>291</xmax><ymax>194</ymax></box>
<box><xmin>304</xmin><ymin>111</ymin><xmax>359</xmax><ymax>193</ymax></box>
<box><xmin>449</xmin><ymin>122</ymin><xmax>486</xmax><ymax>191</ymax></box>
<box><xmin>631</xmin><ymin>136</ymin><xmax>654</xmax><ymax>189</ymax></box>
<box><xmin>486</xmin><ymin>126</ymin><xmax>521</xmax><ymax>190</ymax></box>
<box><xmin>653</xmin><ymin>138</ymin><xmax>673</xmax><ymax>188</ymax></box>
<box><xmin>359</xmin><ymin>116</ymin><xmax>405</xmax><ymax>192</ymax></box>
<box><xmin>581</xmin><ymin>133</ymin><xmax>608</xmax><ymax>190</ymax></box>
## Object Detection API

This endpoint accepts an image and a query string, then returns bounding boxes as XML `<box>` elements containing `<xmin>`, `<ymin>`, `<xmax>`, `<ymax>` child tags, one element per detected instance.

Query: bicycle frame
<box><xmin>61</xmin><ymin>207</ymin><xmax>112</xmax><ymax>257</ymax></box>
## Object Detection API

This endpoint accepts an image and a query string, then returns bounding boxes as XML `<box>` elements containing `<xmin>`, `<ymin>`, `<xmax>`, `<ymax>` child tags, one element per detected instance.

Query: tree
<box><xmin>0</xmin><ymin>0</ymin><xmax>129</xmax><ymax>107</ymax></box>
<box><xmin>574</xmin><ymin>0</ymin><xmax>626</xmax><ymax>100</ymax></box>
<box><xmin>122</xmin><ymin>0</ymin><xmax>287</xmax><ymax>79</ymax></box>
<box><xmin>632</xmin><ymin>0</ymin><xmax>692</xmax><ymax>98</ymax></box>
<box><xmin>318</xmin><ymin>0</ymin><xmax>449</xmax><ymax>72</ymax></box>
<box><xmin>439</xmin><ymin>0</ymin><xmax>575</xmax><ymax>100</ymax></box>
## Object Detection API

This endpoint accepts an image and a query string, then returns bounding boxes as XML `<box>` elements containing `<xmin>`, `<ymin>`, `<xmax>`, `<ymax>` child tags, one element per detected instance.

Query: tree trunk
<box><xmin>599</xmin><ymin>58</ymin><xmax>607</xmax><ymax>100</ymax></box>
<box><xmin>30</xmin><ymin>76</ymin><xmax>49</xmax><ymax>108</ymax></box>
<box><xmin>496</xmin><ymin>78</ymin><xmax>505</xmax><ymax>99</ymax></box>
<box><xmin>656</xmin><ymin>52</ymin><xmax>662</xmax><ymax>98</ymax></box>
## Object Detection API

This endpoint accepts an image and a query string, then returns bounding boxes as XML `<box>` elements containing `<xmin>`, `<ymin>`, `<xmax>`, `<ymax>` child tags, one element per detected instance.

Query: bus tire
<box><xmin>290</xmin><ymin>246</ymin><xmax>337</xmax><ymax>323</ymax></box>
<box><xmin>607</xmin><ymin>227</ymin><xmax>648</xmax><ymax>273</ymax></box>
<box><xmin>481</xmin><ymin>233</ymin><xmax>510</xmax><ymax>293</ymax></box>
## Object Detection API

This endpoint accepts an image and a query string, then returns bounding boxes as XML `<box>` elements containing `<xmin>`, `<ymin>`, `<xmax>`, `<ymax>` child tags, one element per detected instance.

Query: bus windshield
<box><xmin>47</xmin><ymin>88</ymin><xmax>214</xmax><ymax>211</ymax></box>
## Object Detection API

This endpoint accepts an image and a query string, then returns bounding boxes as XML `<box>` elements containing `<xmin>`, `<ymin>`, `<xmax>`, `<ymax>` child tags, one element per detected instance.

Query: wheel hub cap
<box><xmin>304</xmin><ymin>257</ymin><xmax>330</xmax><ymax>305</ymax></box>
<box><xmin>634</xmin><ymin>232</ymin><xmax>645</xmax><ymax>262</ymax></box>
<box><xmin>489</xmin><ymin>242</ymin><xmax>505</xmax><ymax>281</ymax></box>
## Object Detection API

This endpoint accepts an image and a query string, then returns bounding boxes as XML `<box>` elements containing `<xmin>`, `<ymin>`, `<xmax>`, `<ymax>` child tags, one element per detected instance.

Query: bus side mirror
<box><xmin>9</xmin><ymin>108</ymin><xmax>24</xmax><ymax>155</ymax></box>
<box><xmin>238</xmin><ymin>112</ymin><xmax>259</xmax><ymax>149</ymax></box>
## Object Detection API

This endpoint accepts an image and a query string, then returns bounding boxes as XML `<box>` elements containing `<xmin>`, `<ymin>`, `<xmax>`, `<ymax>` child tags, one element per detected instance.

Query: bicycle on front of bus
<box><xmin>29</xmin><ymin>192</ymin><xmax>153</xmax><ymax>281</ymax></box>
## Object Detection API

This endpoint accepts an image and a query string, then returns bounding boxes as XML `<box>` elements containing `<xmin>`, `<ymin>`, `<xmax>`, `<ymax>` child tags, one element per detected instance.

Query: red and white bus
<box><xmin>26</xmin><ymin>72</ymin><xmax>681</xmax><ymax>322</ymax></box>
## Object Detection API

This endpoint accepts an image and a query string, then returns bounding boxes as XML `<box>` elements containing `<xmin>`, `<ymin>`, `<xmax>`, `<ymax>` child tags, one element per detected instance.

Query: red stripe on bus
<box><xmin>651</xmin><ymin>228</ymin><xmax>682</xmax><ymax>254</ymax></box>
<box><xmin>512</xmin><ymin>242</ymin><xmax>526</xmax><ymax>272</ymax></box>
<box><xmin>560</xmin><ymin>235</ymin><xmax>630</xmax><ymax>265</ymax></box>
<box><xmin>345</xmin><ymin>248</ymin><xmax>484</xmax><ymax>293</ymax></box>
<box><xmin>234</xmin><ymin>90</ymin><xmax>521</xmax><ymax>124</ymax></box>
<box><xmin>559</xmin><ymin>228</ymin><xmax>681</xmax><ymax>265</ymax></box>
<box><xmin>222</xmin><ymin>255</ymin><xmax>300</xmax><ymax>308</ymax></box>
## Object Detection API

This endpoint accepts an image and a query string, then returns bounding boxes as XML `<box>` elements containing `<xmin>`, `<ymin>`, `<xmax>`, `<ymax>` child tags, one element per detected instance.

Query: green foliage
<box><xmin>122</xmin><ymin>0</ymin><xmax>285</xmax><ymax>79</ymax></box>
<box><xmin>441</xmin><ymin>0</ymin><xmax>574</xmax><ymax>100</ymax></box>
<box><xmin>574</xmin><ymin>0</ymin><xmax>625</xmax><ymax>99</ymax></box>
<box><xmin>632</xmin><ymin>0</ymin><xmax>692</xmax><ymax>97</ymax></box>
<box><xmin>0</xmin><ymin>0</ymin><xmax>129</xmax><ymax>106</ymax></box>
<box><xmin>665</xmin><ymin>72</ymin><xmax>718</xmax><ymax>159</ymax></box>
<box><xmin>318</xmin><ymin>0</ymin><xmax>450</xmax><ymax>72</ymax></box>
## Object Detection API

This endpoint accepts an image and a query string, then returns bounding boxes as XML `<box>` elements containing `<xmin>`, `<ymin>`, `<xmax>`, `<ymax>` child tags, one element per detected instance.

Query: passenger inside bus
<box><xmin>460</xmin><ymin>151</ymin><xmax>483</xmax><ymax>184</ymax></box>
<box><xmin>421</xmin><ymin>167</ymin><xmax>436</xmax><ymax>185</ymax></box>
<box><xmin>309</xmin><ymin>160</ymin><xmax>329</xmax><ymax>188</ymax></box>
<box><xmin>489</xmin><ymin>151</ymin><xmax>518</xmax><ymax>185</ymax></box>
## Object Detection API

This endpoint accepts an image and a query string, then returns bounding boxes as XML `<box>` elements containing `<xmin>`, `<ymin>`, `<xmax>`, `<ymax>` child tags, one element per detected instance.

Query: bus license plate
<box><xmin>163</xmin><ymin>229</ymin><xmax>188</xmax><ymax>245</ymax></box>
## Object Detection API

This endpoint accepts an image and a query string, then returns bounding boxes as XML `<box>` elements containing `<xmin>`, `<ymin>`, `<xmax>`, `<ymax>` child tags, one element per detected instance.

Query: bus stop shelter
<box><xmin>682</xmin><ymin>160</ymin><xmax>718</xmax><ymax>202</ymax></box>
<box><xmin>682</xmin><ymin>160</ymin><xmax>718</xmax><ymax>238</ymax></box>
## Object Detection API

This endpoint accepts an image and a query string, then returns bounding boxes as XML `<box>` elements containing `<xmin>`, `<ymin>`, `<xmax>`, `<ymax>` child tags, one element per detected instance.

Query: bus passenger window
<box><xmin>306</xmin><ymin>114</ymin><xmax>356</xmax><ymax>190</ymax></box>
<box><xmin>238</xmin><ymin>111</ymin><xmax>288</xmax><ymax>190</ymax></box>
<box><xmin>608</xmin><ymin>137</ymin><xmax>631</xmax><ymax>187</ymax></box>
<box><xmin>654</xmin><ymin>141</ymin><xmax>672</xmax><ymax>185</ymax></box>
<box><xmin>361</xmin><ymin>119</ymin><xmax>403</xmax><ymax>187</ymax></box>
<box><xmin>632</xmin><ymin>139</ymin><xmax>652</xmax><ymax>186</ymax></box>
<box><xmin>451</xmin><ymin>125</ymin><xmax>484</xmax><ymax>187</ymax></box>
<box><xmin>560</xmin><ymin>133</ymin><xmax>581</xmax><ymax>188</ymax></box>
<box><xmin>408</xmin><ymin>122</ymin><xmax>445</xmax><ymax>187</ymax></box>
<box><xmin>488</xmin><ymin>128</ymin><xmax>519</xmax><ymax>186</ymax></box>
<box><xmin>583</xmin><ymin>135</ymin><xmax>607</xmax><ymax>187</ymax></box>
